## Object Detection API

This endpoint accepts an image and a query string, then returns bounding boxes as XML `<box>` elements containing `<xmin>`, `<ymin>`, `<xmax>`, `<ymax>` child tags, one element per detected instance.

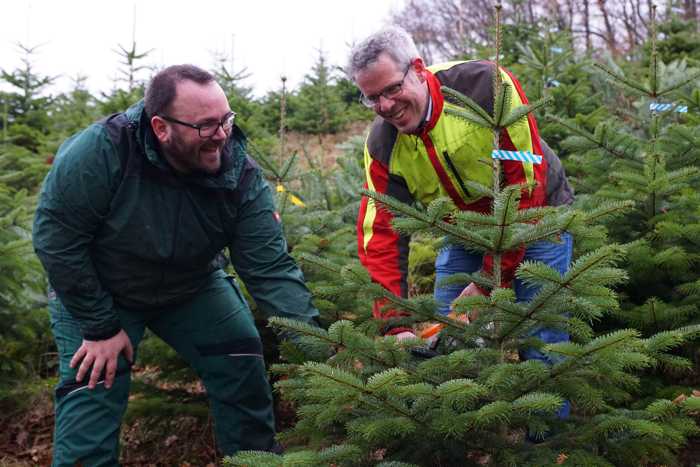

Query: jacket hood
<box><xmin>124</xmin><ymin>100</ymin><xmax>248</xmax><ymax>191</ymax></box>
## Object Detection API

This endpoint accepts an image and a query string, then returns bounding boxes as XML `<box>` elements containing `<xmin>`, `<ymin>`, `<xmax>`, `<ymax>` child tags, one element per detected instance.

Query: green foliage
<box><xmin>48</xmin><ymin>77</ymin><xmax>101</xmax><ymax>144</ymax></box>
<box><xmin>2</xmin><ymin>9</ymin><xmax>699</xmax><ymax>464</ymax></box>
<box><xmin>287</xmin><ymin>50</ymin><xmax>350</xmax><ymax>135</ymax></box>
<box><xmin>112</xmin><ymin>40</ymin><xmax>154</xmax><ymax>93</ymax></box>
<box><xmin>0</xmin><ymin>44</ymin><xmax>56</xmax><ymax>153</ymax></box>
<box><xmin>212</xmin><ymin>58</ymin><xmax>276</xmax><ymax>143</ymax></box>
<box><xmin>646</xmin><ymin>16</ymin><xmax>700</xmax><ymax>67</ymax></box>
<box><xmin>0</xmin><ymin>149</ymin><xmax>51</xmax><ymax>398</ymax></box>
<box><xmin>229</xmin><ymin>73</ymin><xmax>696</xmax><ymax>466</ymax></box>
<box><xmin>553</xmin><ymin>21</ymin><xmax>700</xmax><ymax>348</ymax></box>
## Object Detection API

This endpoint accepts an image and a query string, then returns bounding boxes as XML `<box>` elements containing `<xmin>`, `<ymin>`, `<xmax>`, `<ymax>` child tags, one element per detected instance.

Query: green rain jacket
<box><xmin>33</xmin><ymin>100</ymin><xmax>318</xmax><ymax>340</ymax></box>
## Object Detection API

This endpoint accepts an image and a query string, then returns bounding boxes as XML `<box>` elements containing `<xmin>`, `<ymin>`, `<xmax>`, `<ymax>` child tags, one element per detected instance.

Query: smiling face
<box><xmin>151</xmin><ymin>79</ymin><xmax>232</xmax><ymax>174</ymax></box>
<box><xmin>354</xmin><ymin>53</ymin><xmax>429</xmax><ymax>134</ymax></box>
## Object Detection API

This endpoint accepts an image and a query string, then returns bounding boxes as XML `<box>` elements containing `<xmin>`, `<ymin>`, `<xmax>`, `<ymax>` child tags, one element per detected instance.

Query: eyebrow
<box><xmin>197</xmin><ymin>112</ymin><xmax>234</xmax><ymax>125</ymax></box>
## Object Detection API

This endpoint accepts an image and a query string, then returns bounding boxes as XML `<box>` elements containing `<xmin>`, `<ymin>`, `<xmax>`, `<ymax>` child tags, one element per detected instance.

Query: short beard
<box><xmin>161</xmin><ymin>135</ymin><xmax>224</xmax><ymax>175</ymax></box>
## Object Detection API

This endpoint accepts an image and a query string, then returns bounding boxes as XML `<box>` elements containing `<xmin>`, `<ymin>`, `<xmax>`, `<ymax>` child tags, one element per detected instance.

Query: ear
<box><xmin>151</xmin><ymin>115</ymin><xmax>170</xmax><ymax>143</ymax></box>
<box><xmin>411</xmin><ymin>58</ymin><xmax>427</xmax><ymax>81</ymax></box>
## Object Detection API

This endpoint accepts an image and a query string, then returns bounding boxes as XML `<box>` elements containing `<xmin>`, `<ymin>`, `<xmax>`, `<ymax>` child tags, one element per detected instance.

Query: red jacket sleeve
<box><xmin>357</xmin><ymin>152</ymin><xmax>414</xmax><ymax>333</ymax></box>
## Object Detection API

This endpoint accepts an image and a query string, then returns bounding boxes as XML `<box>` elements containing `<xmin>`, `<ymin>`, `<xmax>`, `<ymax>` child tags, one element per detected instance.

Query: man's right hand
<box><xmin>70</xmin><ymin>329</ymin><xmax>133</xmax><ymax>390</ymax></box>
<box><xmin>394</xmin><ymin>331</ymin><xmax>418</xmax><ymax>341</ymax></box>
<box><xmin>451</xmin><ymin>282</ymin><xmax>486</xmax><ymax>322</ymax></box>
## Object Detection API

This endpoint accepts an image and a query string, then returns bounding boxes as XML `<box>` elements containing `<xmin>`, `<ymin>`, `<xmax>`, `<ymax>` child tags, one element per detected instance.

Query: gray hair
<box><xmin>346</xmin><ymin>26</ymin><xmax>420</xmax><ymax>80</ymax></box>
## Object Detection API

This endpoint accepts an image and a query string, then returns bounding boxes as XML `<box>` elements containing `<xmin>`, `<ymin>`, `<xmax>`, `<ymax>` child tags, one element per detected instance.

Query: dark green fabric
<box><xmin>33</xmin><ymin>100</ymin><xmax>318</xmax><ymax>339</ymax></box>
<box><xmin>50</xmin><ymin>270</ymin><xmax>275</xmax><ymax>465</ymax></box>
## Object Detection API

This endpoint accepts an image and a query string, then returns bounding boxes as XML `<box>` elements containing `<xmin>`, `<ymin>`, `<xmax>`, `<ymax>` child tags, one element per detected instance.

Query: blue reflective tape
<box><xmin>551</xmin><ymin>47</ymin><xmax>564</xmax><ymax>54</ymax></box>
<box><xmin>650</xmin><ymin>103</ymin><xmax>673</xmax><ymax>111</ymax></box>
<box><xmin>491</xmin><ymin>150</ymin><xmax>542</xmax><ymax>165</ymax></box>
<box><xmin>650</xmin><ymin>102</ymin><xmax>688</xmax><ymax>113</ymax></box>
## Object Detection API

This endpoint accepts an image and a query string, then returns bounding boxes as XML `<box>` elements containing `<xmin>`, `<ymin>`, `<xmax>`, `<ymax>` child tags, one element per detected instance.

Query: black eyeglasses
<box><xmin>160</xmin><ymin>111</ymin><xmax>236</xmax><ymax>138</ymax></box>
<box><xmin>359</xmin><ymin>66</ymin><xmax>411</xmax><ymax>108</ymax></box>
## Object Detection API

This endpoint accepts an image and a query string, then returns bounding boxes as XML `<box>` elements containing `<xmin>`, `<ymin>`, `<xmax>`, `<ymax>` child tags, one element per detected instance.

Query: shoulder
<box><xmin>47</xmin><ymin>122</ymin><xmax>122</xmax><ymax>192</ymax></box>
<box><xmin>431</xmin><ymin>61</ymin><xmax>494</xmax><ymax>93</ymax></box>
<box><xmin>432</xmin><ymin>60</ymin><xmax>496</xmax><ymax>115</ymax></box>
<box><xmin>53</xmin><ymin>123</ymin><xmax>116</xmax><ymax>170</ymax></box>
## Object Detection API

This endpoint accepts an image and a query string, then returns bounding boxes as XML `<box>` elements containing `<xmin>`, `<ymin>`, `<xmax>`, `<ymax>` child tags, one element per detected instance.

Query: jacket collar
<box><xmin>415</xmin><ymin>69</ymin><xmax>444</xmax><ymax>137</ymax></box>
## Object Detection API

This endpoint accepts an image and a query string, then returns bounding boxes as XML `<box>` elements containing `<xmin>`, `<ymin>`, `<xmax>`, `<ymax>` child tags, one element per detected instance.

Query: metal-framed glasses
<box><xmin>359</xmin><ymin>66</ymin><xmax>411</xmax><ymax>108</ymax></box>
<box><xmin>160</xmin><ymin>111</ymin><xmax>236</xmax><ymax>138</ymax></box>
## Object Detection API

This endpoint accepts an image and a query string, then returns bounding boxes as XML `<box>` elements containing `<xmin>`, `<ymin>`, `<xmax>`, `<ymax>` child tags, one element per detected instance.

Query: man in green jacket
<box><xmin>33</xmin><ymin>64</ymin><xmax>318</xmax><ymax>465</ymax></box>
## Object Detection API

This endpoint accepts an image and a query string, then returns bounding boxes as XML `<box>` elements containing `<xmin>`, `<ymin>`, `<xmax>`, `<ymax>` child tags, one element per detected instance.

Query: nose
<box><xmin>211</xmin><ymin>123</ymin><xmax>228</xmax><ymax>141</ymax></box>
<box><xmin>376</xmin><ymin>95</ymin><xmax>395</xmax><ymax>113</ymax></box>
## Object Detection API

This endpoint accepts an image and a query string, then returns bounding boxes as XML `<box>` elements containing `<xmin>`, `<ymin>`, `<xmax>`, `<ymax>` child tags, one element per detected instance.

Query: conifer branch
<box><xmin>300</xmin><ymin>362</ymin><xmax>420</xmax><ymax>421</ymax></box>
<box><xmin>269</xmin><ymin>317</ymin><xmax>447</xmax><ymax>385</ymax></box>
<box><xmin>279</xmin><ymin>151</ymin><xmax>299</xmax><ymax>180</ymax></box>
<box><xmin>491</xmin><ymin>185</ymin><xmax>521</xmax><ymax>252</ymax></box>
<box><xmin>441</xmin><ymin>86</ymin><xmax>494</xmax><ymax>127</ymax></box>
<box><xmin>500</xmin><ymin>97</ymin><xmax>552</xmax><ymax>128</ymax></box>
<box><xmin>362</xmin><ymin>189</ymin><xmax>493</xmax><ymax>250</ymax></box>
<box><xmin>644</xmin><ymin>324</ymin><xmax>700</xmax><ymax>355</ymax></box>
<box><xmin>505</xmin><ymin>212</ymin><xmax>577</xmax><ymax>250</ymax></box>
<box><xmin>592</xmin><ymin>62</ymin><xmax>651</xmax><ymax>97</ymax></box>
<box><xmin>381</xmin><ymin>294</ymin><xmax>470</xmax><ymax>334</ymax></box>
<box><xmin>492</xmin><ymin>82</ymin><xmax>512</xmax><ymax>128</ymax></box>
<box><xmin>548</xmin><ymin>116</ymin><xmax>632</xmax><ymax>159</ymax></box>
<box><xmin>462</xmin><ymin>179</ymin><xmax>495</xmax><ymax>199</ymax></box>
<box><xmin>454</xmin><ymin>210</ymin><xmax>499</xmax><ymax>226</ymax></box>
<box><xmin>657</xmin><ymin>69</ymin><xmax>700</xmax><ymax>97</ymax></box>
<box><xmin>581</xmin><ymin>200</ymin><xmax>635</xmax><ymax>224</ymax></box>
<box><xmin>498</xmin><ymin>245</ymin><xmax>625</xmax><ymax>342</ymax></box>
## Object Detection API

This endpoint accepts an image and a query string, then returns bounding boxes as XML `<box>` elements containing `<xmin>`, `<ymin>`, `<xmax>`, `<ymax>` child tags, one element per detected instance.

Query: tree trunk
<box><xmin>583</xmin><ymin>0</ymin><xmax>592</xmax><ymax>54</ymax></box>
<box><xmin>596</xmin><ymin>0</ymin><xmax>618</xmax><ymax>55</ymax></box>
<box><xmin>686</xmin><ymin>0</ymin><xmax>698</xmax><ymax>30</ymax></box>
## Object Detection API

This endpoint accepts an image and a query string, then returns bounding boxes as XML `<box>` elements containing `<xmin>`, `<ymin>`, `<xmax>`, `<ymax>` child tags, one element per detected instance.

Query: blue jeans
<box><xmin>434</xmin><ymin>232</ymin><xmax>574</xmax><ymax>417</ymax></box>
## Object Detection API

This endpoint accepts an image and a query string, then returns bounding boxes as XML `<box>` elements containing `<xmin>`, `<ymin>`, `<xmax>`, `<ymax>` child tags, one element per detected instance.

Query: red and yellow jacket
<box><xmin>357</xmin><ymin>60</ymin><xmax>547</xmax><ymax>329</ymax></box>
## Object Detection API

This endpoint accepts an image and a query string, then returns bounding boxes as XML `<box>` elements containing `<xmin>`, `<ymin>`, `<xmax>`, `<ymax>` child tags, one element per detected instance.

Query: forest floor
<box><xmin>2</xmin><ymin>373</ymin><xmax>699</xmax><ymax>466</ymax></box>
<box><xmin>0</xmin><ymin>324</ymin><xmax>296</xmax><ymax>466</ymax></box>
<box><xmin>0</xmin><ymin>372</ymin><xmax>218</xmax><ymax>466</ymax></box>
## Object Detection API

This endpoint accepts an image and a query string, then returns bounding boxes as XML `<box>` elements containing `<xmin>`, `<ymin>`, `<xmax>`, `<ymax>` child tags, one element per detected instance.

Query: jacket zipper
<box><xmin>442</xmin><ymin>151</ymin><xmax>471</xmax><ymax>198</ymax></box>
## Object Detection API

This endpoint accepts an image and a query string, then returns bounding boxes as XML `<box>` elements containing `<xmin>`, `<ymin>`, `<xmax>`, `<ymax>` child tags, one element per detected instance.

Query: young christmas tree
<box><xmin>226</xmin><ymin>5</ymin><xmax>700</xmax><ymax>467</ymax></box>
<box><xmin>550</xmin><ymin>6</ymin><xmax>700</xmax><ymax>374</ymax></box>
<box><xmin>0</xmin><ymin>75</ymin><xmax>52</xmax><ymax>401</ymax></box>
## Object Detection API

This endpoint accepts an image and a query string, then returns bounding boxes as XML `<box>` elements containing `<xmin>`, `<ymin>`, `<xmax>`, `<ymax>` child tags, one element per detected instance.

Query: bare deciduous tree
<box><xmin>390</xmin><ymin>0</ymin><xmax>687</xmax><ymax>62</ymax></box>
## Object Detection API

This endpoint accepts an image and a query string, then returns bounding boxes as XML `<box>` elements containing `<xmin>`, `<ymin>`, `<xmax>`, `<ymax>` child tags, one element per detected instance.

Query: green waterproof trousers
<box><xmin>48</xmin><ymin>270</ymin><xmax>275</xmax><ymax>466</ymax></box>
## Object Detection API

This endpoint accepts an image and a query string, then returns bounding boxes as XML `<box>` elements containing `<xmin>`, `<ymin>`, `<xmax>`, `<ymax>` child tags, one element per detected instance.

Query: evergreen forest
<box><xmin>1</xmin><ymin>1</ymin><xmax>700</xmax><ymax>465</ymax></box>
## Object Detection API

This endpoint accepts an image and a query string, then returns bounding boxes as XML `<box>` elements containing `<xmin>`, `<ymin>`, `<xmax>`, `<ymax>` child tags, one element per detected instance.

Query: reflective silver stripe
<box><xmin>227</xmin><ymin>353</ymin><xmax>262</xmax><ymax>358</ymax></box>
<box><xmin>66</xmin><ymin>380</ymin><xmax>104</xmax><ymax>396</ymax></box>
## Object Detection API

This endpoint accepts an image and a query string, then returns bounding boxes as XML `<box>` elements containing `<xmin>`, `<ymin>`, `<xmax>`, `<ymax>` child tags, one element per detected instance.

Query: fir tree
<box><xmin>288</xmin><ymin>49</ymin><xmax>348</xmax><ymax>136</ymax></box>
<box><xmin>212</xmin><ymin>55</ymin><xmax>275</xmax><ymax>144</ymax></box>
<box><xmin>0</xmin><ymin>131</ymin><xmax>51</xmax><ymax>401</ymax></box>
<box><xmin>552</xmin><ymin>5</ymin><xmax>700</xmax><ymax>344</ymax></box>
<box><xmin>49</xmin><ymin>75</ymin><xmax>100</xmax><ymax>144</ymax></box>
<box><xmin>0</xmin><ymin>43</ymin><xmax>56</xmax><ymax>153</ymax></box>
<box><xmin>99</xmin><ymin>39</ymin><xmax>152</xmax><ymax>116</ymax></box>
<box><xmin>226</xmin><ymin>5</ymin><xmax>700</xmax><ymax>466</ymax></box>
